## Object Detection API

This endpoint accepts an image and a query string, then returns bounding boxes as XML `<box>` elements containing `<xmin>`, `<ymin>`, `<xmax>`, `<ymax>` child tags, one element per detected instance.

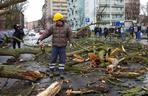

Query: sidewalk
<box><xmin>140</xmin><ymin>39</ymin><xmax>148</xmax><ymax>45</ymax></box>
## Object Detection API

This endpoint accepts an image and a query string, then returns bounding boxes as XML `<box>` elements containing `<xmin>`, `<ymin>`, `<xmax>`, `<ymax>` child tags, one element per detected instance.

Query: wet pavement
<box><xmin>0</xmin><ymin>59</ymin><xmax>148</xmax><ymax>96</ymax></box>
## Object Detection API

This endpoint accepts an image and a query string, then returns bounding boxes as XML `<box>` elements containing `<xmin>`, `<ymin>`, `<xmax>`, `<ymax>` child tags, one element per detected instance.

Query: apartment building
<box><xmin>44</xmin><ymin>0</ymin><xmax>68</xmax><ymax>19</ymax></box>
<box><xmin>98</xmin><ymin>0</ymin><xmax>125</xmax><ymax>25</ymax></box>
<box><xmin>67</xmin><ymin>0</ymin><xmax>125</xmax><ymax>30</ymax></box>
<box><xmin>67</xmin><ymin>0</ymin><xmax>85</xmax><ymax>30</ymax></box>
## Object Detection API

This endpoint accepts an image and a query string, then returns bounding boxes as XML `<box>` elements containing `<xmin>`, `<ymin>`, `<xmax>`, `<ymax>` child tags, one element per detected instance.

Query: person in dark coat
<box><xmin>136</xmin><ymin>25</ymin><xmax>142</xmax><ymax>41</ymax></box>
<box><xmin>94</xmin><ymin>26</ymin><xmax>99</xmax><ymax>36</ymax></box>
<box><xmin>12</xmin><ymin>24</ymin><xmax>25</xmax><ymax>49</ymax></box>
<box><xmin>104</xmin><ymin>27</ymin><xmax>109</xmax><ymax>38</ymax></box>
<box><xmin>129</xmin><ymin>26</ymin><xmax>134</xmax><ymax>38</ymax></box>
<box><xmin>98</xmin><ymin>27</ymin><xmax>102</xmax><ymax>37</ymax></box>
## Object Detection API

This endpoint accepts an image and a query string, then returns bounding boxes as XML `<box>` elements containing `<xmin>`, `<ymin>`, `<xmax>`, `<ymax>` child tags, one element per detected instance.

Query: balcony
<box><xmin>101</xmin><ymin>17</ymin><xmax>124</xmax><ymax>21</ymax></box>
<box><xmin>101</xmin><ymin>11</ymin><xmax>124</xmax><ymax>14</ymax></box>
<box><xmin>99</xmin><ymin>2</ymin><xmax>124</xmax><ymax>7</ymax></box>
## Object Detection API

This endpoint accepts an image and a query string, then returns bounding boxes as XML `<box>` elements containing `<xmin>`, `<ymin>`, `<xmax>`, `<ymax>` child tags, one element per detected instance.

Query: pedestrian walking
<box><xmin>94</xmin><ymin>26</ymin><xmax>99</xmax><ymax>37</ymax></box>
<box><xmin>37</xmin><ymin>13</ymin><xmax>73</xmax><ymax>77</ymax></box>
<box><xmin>104</xmin><ymin>27</ymin><xmax>108</xmax><ymax>38</ymax></box>
<box><xmin>98</xmin><ymin>27</ymin><xmax>102</xmax><ymax>37</ymax></box>
<box><xmin>12</xmin><ymin>24</ymin><xmax>25</xmax><ymax>49</ymax></box>
<box><xmin>129</xmin><ymin>26</ymin><xmax>134</xmax><ymax>38</ymax></box>
<box><xmin>136</xmin><ymin>25</ymin><xmax>142</xmax><ymax>41</ymax></box>
<box><xmin>120</xmin><ymin>26</ymin><xmax>125</xmax><ymax>41</ymax></box>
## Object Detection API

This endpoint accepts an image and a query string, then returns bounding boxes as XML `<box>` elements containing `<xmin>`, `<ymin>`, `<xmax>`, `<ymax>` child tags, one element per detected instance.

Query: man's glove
<box><xmin>36</xmin><ymin>39</ymin><xmax>41</xmax><ymax>44</ymax></box>
<box><xmin>69</xmin><ymin>43</ymin><xmax>73</xmax><ymax>48</ymax></box>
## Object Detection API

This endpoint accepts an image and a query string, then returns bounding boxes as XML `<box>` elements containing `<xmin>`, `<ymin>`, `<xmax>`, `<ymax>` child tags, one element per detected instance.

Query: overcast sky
<box><xmin>24</xmin><ymin>0</ymin><xmax>148</xmax><ymax>22</ymax></box>
<box><xmin>141</xmin><ymin>0</ymin><xmax>148</xmax><ymax>5</ymax></box>
<box><xmin>23</xmin><ymin>0</ymin><xmax>44</xmax><ymax>22</ymax></box>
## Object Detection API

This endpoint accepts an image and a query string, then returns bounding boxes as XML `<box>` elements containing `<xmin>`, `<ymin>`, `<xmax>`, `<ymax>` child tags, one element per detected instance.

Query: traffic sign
<box><xmin>85</xmin><ymin>18</ymin><xmax>90</xmax><ymax>22</ymax></box>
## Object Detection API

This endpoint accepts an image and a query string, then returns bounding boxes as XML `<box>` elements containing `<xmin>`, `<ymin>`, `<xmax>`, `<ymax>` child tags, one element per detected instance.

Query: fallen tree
<box><xmin>0</xmin><ymin>48</ymin><xmax>41</xmax><ymax>58</ymax></box>
<box><xmin>37</xmin><ymin>81</ymin><xmax>63</xmax><ymax>96</ymax></box>
<box><xmin>112</xmin><ymin>67</ymin><xmax>148</xmax><ymax>78</ymax></box>
<box><xmin>0</xmin><ymin>65</ymin><xmax>44</xmax><ymax>81</ymax></box>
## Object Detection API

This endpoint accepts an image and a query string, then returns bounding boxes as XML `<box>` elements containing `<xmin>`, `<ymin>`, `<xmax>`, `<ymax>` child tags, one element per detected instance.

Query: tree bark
<box><xmin>0</xmin><ymin>0</ymin><xmax>26</xmax><ymax>9</ymax></box>
<box><xmin>37</xmin><ymin>81</ymin><xmax>63</xmax><ymax>96</ymax></box>
<box><xmin>0</xmin><ymin>65</ymin><xmax>44</xmax><ymax>81</ymax></box>
<box><xmin>0</xmin><ymin>48</ymin><xmax>41</xmax><ymax>58</ymax></box>
<box><xmin>112</xmin><ymin>68</ymin><xmax>147</xmax><ymax>78</ymax></box>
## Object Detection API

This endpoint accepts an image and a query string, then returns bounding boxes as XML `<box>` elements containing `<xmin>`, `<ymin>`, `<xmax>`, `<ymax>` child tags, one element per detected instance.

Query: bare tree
<box><xmin>0</xmin><ymin>0</ymin><xmax>27</xmax><ymax>29</ymax></box>
<box><xmin>125</xmin><ymin>0</ymin><xmax>140</xmax><ymax>20</ymax></box>
<box><xmin>140</xmin><ymin>4</ymin><xmax>148</xmax><ymax>16</ymax></box>
<box><xmin>96</xmin><ymin>4</ymin><xmax>107</xmax><ymax>25</ymax></box>
<box><xmin>0</xmin><ymin>0</ymin><xmax>26</xmax><ymax>9</ymax></box>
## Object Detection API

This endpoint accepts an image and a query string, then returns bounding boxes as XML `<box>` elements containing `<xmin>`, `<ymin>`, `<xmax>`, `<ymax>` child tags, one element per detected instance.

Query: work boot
<box><xmin>58</xmin><ymin>64</ymin><xmax>65</xmax><ymax>76</ymax></box>
<box><xmin>59</xmin><ymin>69</ymin><xmax>66</xmax><ymax>80</ymax></box>
<box><xmin>48</xmin><ymin>63</ymin><xmax>56</xmax><ymax>78</ymax></box>
<box><xmin>58</xmin><ymin>64</ymin><xmax>66</xmax><ymax>79</ymax></box>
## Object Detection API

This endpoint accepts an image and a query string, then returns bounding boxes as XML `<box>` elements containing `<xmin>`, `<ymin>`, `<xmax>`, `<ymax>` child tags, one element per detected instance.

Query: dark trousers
<box><xmin>13</xmin><ymin>40</ymin><xmax>21</xmax><ymax>49</ymax></box>
<box><xmin>135</xmin><ymin>31</ymin><xmax>141</xmax><ymax>41</ymax></box>
<box><xmin>50</xmin><ymin>46</ymin><xmax>66</xmax><ymax>72</ymax></box>
<box><xmin>51</xmin><ymin>46</ymin><xmax>66</xmax><ymax>64</ymax></box>
<box><xmin>121</xmin><ymin>33</ymin><xmax>125</xmax><ymax>41</ymax></box>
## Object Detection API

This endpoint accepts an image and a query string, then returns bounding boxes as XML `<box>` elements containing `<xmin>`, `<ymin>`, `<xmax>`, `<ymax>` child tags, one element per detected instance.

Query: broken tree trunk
<box><xmin>0</xmin><ymin>0</ymin><xmax>27</xmax><ymax>9</ymax></box>
<box><xmin>66</xmin><ymin>89</ymin><xmax>96</xmax><ymax>96</ymax></box>
<box><xmin>106</xmin><ymin>57</ymin><xmax>125</xmax><ymax>73</ymax></box>
<box><xmin>37</xmin><ymin>81</ymin><xmax>63</xmax><ymax>96</ymax></box>
<box><xmin>0</xmin><ymin>48</ymin><xmax>41</xmax><ymax>58</ymax></box>
<box><xmin>112</xmin><ymin>68</ymin><xmax>147</xmax><ymax>78</ymax></box>
<box><xmin>0</xmin><ymin>65</ymin><xmax>44</xmax><ymax>81</ymax></box>
<box><xmin>67</xmin><ymin>47</ymin><xmax>92</xmax><ymax>57</ymax></box>
<box><xmin>67</xmin><ymin>45</ymin><xmax>108</xmax><ymax>57</ymax></box>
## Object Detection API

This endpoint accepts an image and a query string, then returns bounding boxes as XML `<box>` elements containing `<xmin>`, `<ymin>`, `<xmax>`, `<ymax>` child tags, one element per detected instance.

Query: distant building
<box><xmin>67</xmin><ymin>0</ymin><xmax>125</xmax><ymax>30</ymax></box>
<box><xmin>67</xmin><ymin>0</ymin><xmax>85</xmax><ymax>30</ymax></box>
<box><xmin>44</xmin><ymin>0</ymin><xmax>67</xmax><ymax>19</ymax></box>
<box><xmin>43</xmin><ymin>0</ymin><xmax>68</xmax><ymax>28</ymax></box>
<box><xmin>125</xmin><ymin>0</ymin><xmax>140</xmax><ymax>21</ymax></box>
<box><xmin>84</xmin><ymin>0</ymin><xmax>98</xmax><ymax>29</ymax></box>
<box><xmin>98</xmin><ymin>0</ymin><xmax>125</xmax><ymax>25</ymax></box>
<box><xmin>25</xmin><ymin>20</ymin><xmax>40</xmax><ymax>30</ymax></box>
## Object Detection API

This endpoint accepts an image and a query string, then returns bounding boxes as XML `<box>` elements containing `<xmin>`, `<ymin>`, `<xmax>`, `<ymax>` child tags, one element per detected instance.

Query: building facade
<box><xmin>98</xmin><ymin>0</ymin><xmax>125</xmax><ymax>25</ymax></box>
<box><xmin>44</xmin><ymin>0</ymin><xmax>67</xmax><ymax>19</ymax></box>
<box><xmin>85</xmin><ymin>0</ymin><xmax>100</xmax><ymax>29</ymax></box>
<box><xmin>67</xmin><ymin>0</ymin><xmax>125</xmax><ymax>30</ymax></box>
<box><xmin>43</xmin><ymin>0</ymin><xmax>68</xmax><ymax>29</ymax></box>
<box><xmin>67</xmin><ymin>0</ymin><xmax>85</xmax><ymax>30</ymax></box>
<box><xmin>125</xmin><ymin>0</ymin><xmax>140</xmax><ymax>21</ymax></box>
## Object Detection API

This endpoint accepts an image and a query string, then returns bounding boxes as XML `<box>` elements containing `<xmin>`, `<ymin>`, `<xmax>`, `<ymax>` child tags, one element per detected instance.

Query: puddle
<box><xmin>143</xmin><ymin>72</ymin><xmax>148</xmax><ymax>87</ymax></box>
<box><xmin>0</xmin><ymin>56</ymin><xmax>14</xmax><ymax>63</ymax></box>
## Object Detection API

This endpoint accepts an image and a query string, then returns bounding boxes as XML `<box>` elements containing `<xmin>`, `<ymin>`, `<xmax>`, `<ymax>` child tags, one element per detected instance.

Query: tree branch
<box><xmin>0</xmin><ymin>0</ymin><xmax>26</xmax><ymax>9</ymax></box>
